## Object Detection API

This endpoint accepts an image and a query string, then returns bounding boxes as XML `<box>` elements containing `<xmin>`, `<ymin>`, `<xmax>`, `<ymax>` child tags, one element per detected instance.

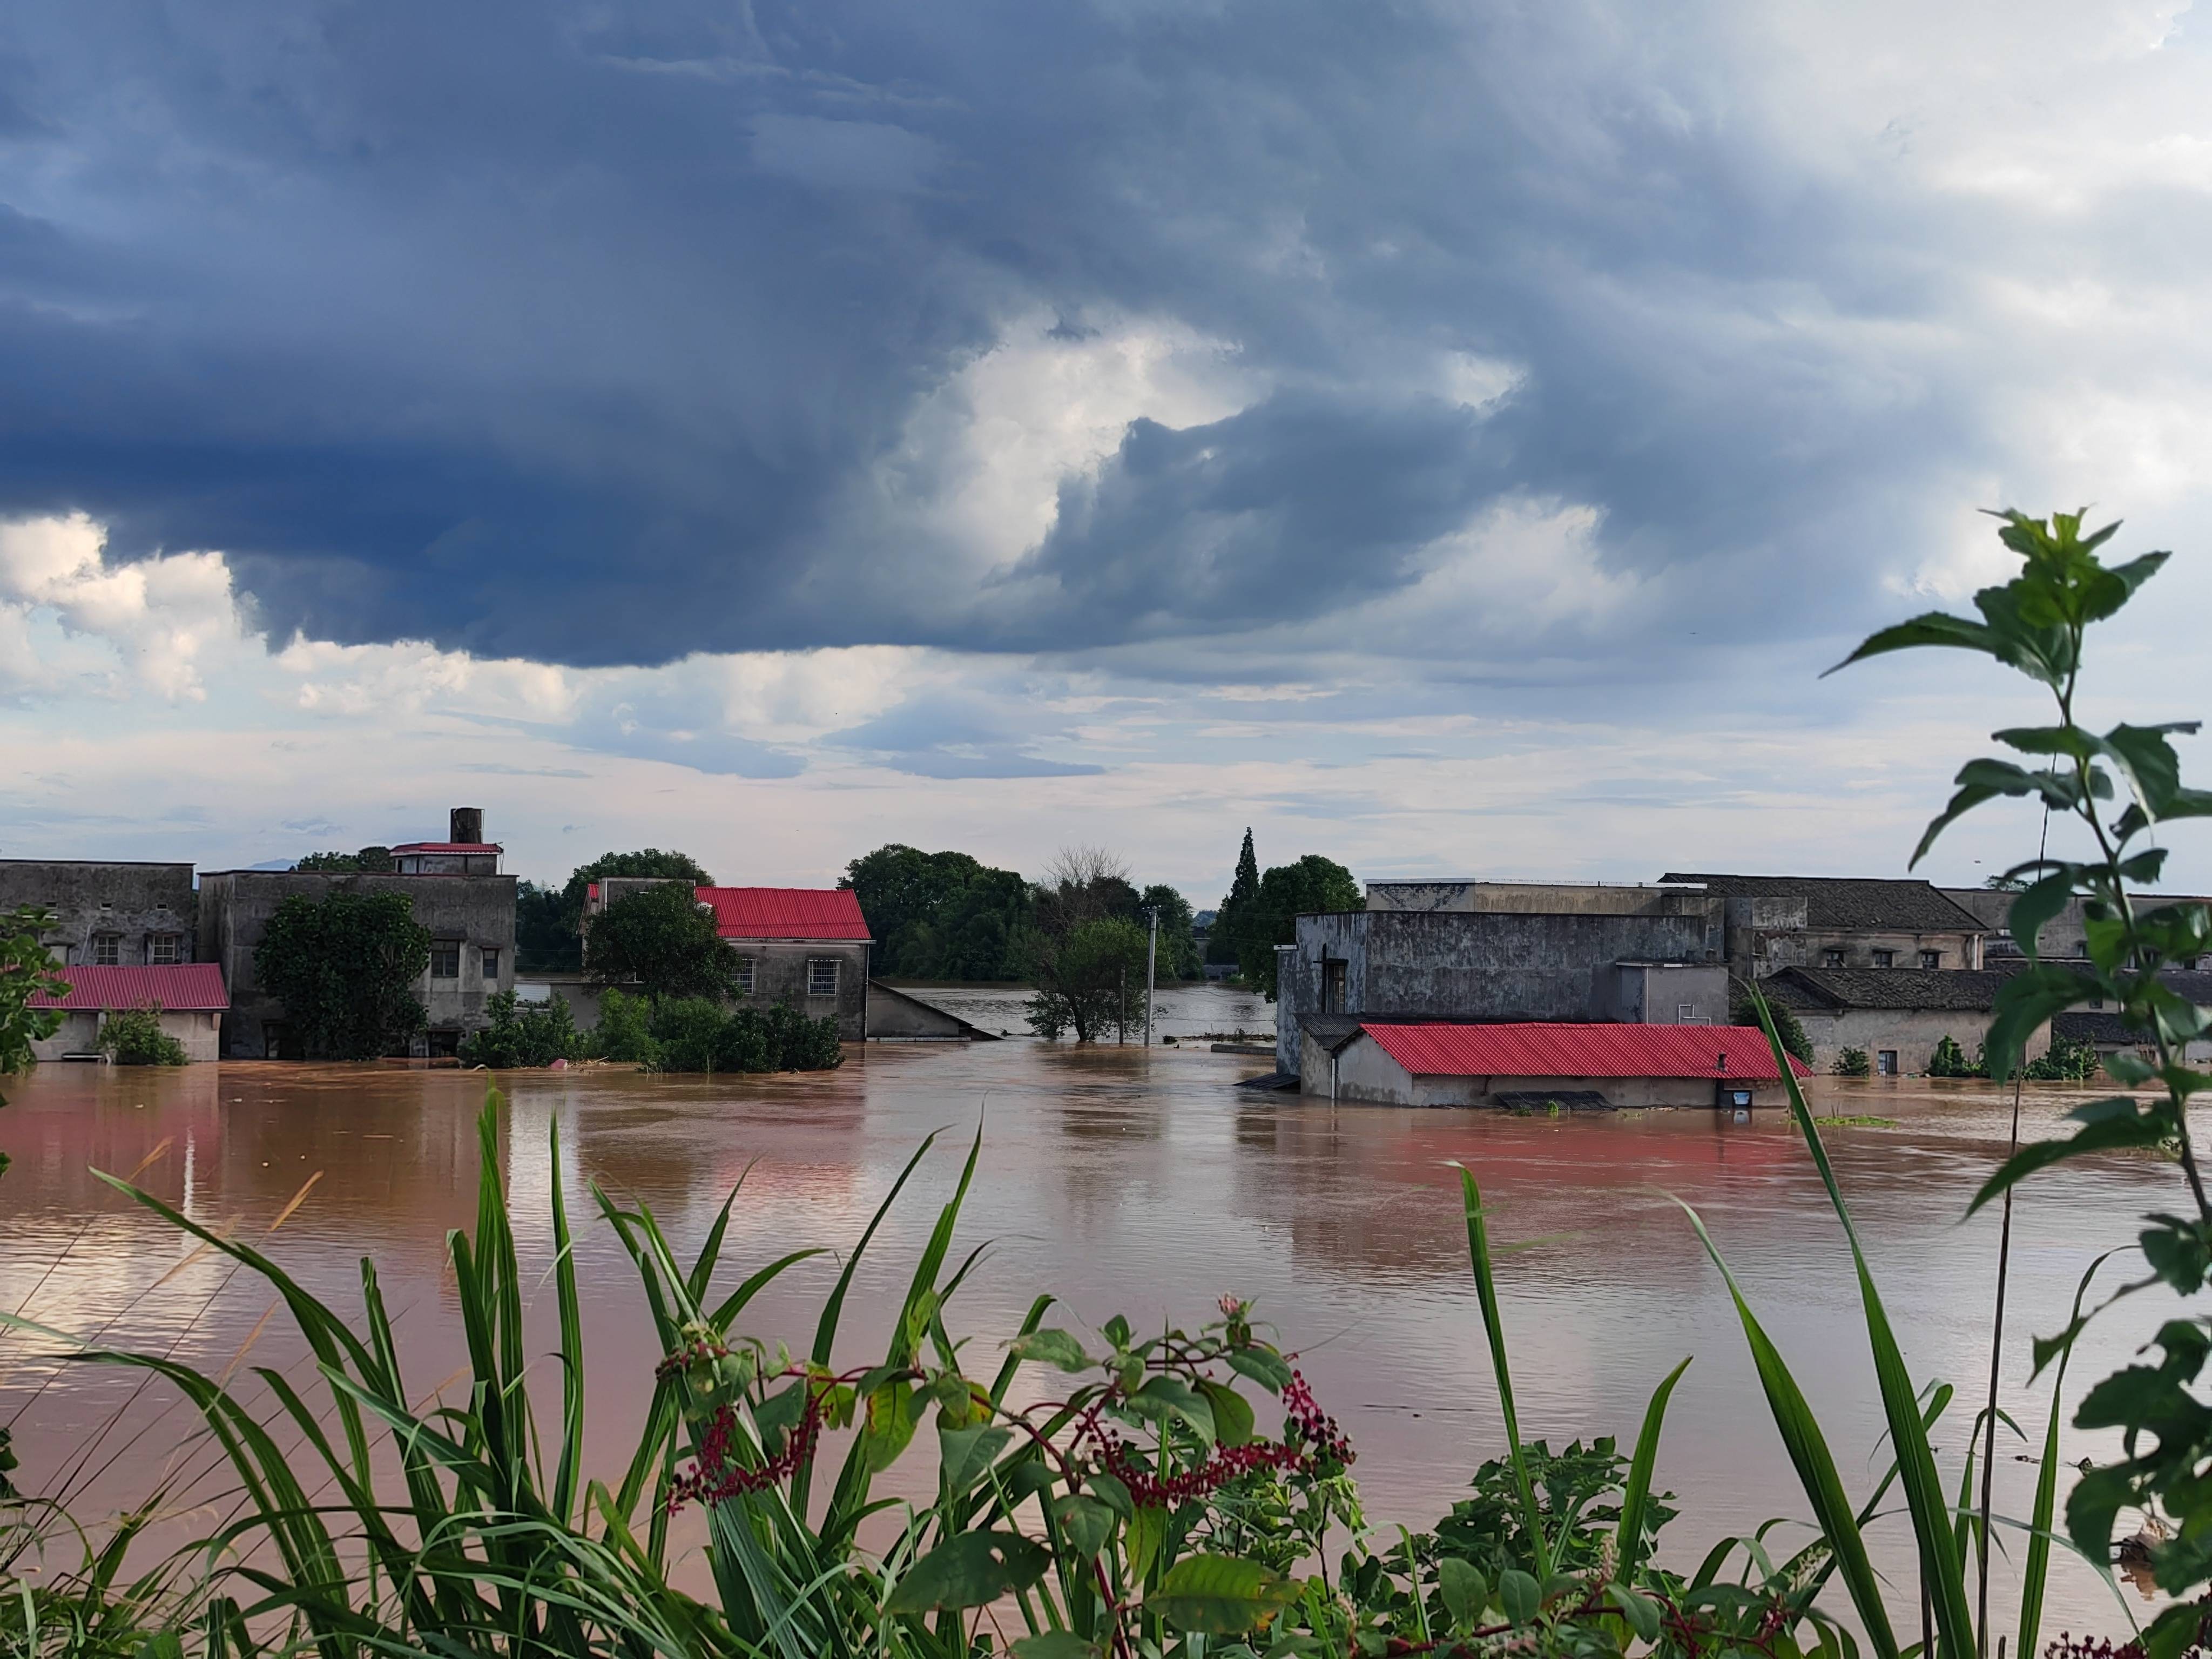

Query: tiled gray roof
<box><xmin>1765</xmin><ymin>967</ymin><xmax>2011</xmax><ymax>1011</ymax></box>
<box><xmin>1660</xmin><ymin>873</ymin><xmax>1987</xmax><ymax>933</ymax></box>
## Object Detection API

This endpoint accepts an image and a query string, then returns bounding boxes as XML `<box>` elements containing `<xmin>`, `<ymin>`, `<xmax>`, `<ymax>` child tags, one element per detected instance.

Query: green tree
<box><xmin>589</xmin><ymin>988</ymin><xmax>660</xmax><ymax>1064</ymax></box>
<box><xmin>1242</xmin><ymin>855</ymin><xmax>1363</xmax><ymax>999</ymax></box>
<box><xmin>1137</xmin><ymin>884</ymin><xmax>1202</xmax><ymax>981</ymax></box>
<box><xmin>98</xmin><ymin>1004</ymin><xmax>188</xmax><ymax>1065</ymax></box>
<box><xmin>1025</xmin><ymin>916</ymin><xmax>1153</xmax><ymax>1041</ymax></box>
<box><xmin>1731</xmin><ymin>980</ymin><xmax>1813</xmax><ymax>1065</ymax></box>
<box><xmin>513</xmin><ymin>850</ymin><xmax>717</xmax><ymax>972</ymax></box>
<box><xmin>1213</xmin><ymin>828</ymin><xmax>1260</xmax><ymax>967</ymax></box>
<box><xmin>295</xmin><ymin>846</ymin><xmax>393</xmax><ymax>873</ymax></box>
<box><xmin>458</xmin><ymin>990</ymin><xmax>586</xmax><ymax>1068</ymax></box>
<box><xmin>842</xmin><ymin>845</ymin><xmax>1034</xmax><ymax>979</ymax></box>
<box><xmin>584</xmin><ymin>880</ymin><xmax>733</xmax><ymax>1006</ymax></box>
<box><xmin>1831</xmin><ymin>1046</ymin><xmax>1871</xmax><ymax>1077</ymax></box>
<box><xmin>255</xmin><ymin>889</ymin><xmax>431</xmax><ymax>1060</ymax></box>
<box><xmin>642</xmin><ymin>996</ymin><xmax>843</xmax><ymax>1073</ymax></box>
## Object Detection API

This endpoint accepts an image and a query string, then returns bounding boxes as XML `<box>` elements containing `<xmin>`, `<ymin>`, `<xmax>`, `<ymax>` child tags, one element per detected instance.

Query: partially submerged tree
<box><xmin>1212</xmin><ymin>828</ymin><xmax>1261</xmax><ymax>967</ymax></box>
<box><xmin>584</xmin><ymin>879</ymin><xmax>732</xmax><ymax>1006</ymax></box>
<box><xmin>518</xmin><ymin>849</ymin><xmax>716</xmax><ymax>972</ymax></box>
<box><xmin>1240</xmin><ymin>855</ymin><xmax>1363</xmax><ymax>999</ymax></box>
<box><xmin>1137</xmin><ymin>883</ymin><xmax>1202</xmax><ymax>982</ymax></box>
<box><xmin>1025</xmin><ymin>916</ymin><xmax>1152</xmax><ymax>1041</ymax></box>
<box><xmin>255</xmin><ymin>888</ymin><xmax>431</xmax><ymax>1060</ymax></box>
<box><xmin>842</xmin><ymin>844</ymin><xmax>1034</xmax><ymax>980</ymax></box>
<box><xmin>1731</xmin><ymin>979</ymin><xmax>1813</xmax><ymax>1065</ymax></box>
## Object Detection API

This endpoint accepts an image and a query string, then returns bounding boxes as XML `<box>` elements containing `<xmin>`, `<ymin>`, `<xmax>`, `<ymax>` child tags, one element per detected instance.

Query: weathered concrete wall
<box><xmin>865</xmin><ymin>980</ymin><xmax>989</xmax><ymax>1039</ymax></box>
<box><xmin>1788</xmin><ymin>1008</ymin><xmax>2051</xmax><ymax>1075</ymax></box>
<box><xmin>30</xmin><ymin>1008</ymin><xmax>222</xmax><ymax>1063</ymax></box>
<box><xmin>1316</xmin><ymin>1034</ymin><xmax>1780</xmax><ymax>1107</ymax></box>
<box><xmin>0</xmin><ymin>860</ymin><xmax>196</xmax><ymax>966</ymax></box>
<box><xmin>200</xmin><ymin>871</ymin><xmax>516</xmax><ymax>1057</ymax></box>
<box><xmin>512</xmin><ymin>973</ymin><xmax>603</xmax><ymax>1031</ymax></box>
<box><xmin>1276</xmin><ymin>916</ymin><xmax>1367</xmax><ymax>1071</ymax></box>
<box><xmin>1359</xmin><ymin>911</ymin><xmax>1717</xmax><ymax>1021</ymax></box>
<box><xmin>1605</xmin><ymin>962</ymin><xmax>1730</xmax><ymax>1023</ymax></box>
<box><xmin>730</xmin><ymin>941</ymin><xmax>871</xmax><ymax>1040</ymax></box>
<box><xmin>1367</xmin><ymin>881</ymin><xmax>1724</xmax><ymax>933</ymax></box>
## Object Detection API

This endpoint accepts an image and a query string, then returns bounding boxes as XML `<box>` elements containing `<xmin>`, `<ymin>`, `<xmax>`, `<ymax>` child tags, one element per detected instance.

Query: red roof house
<box><xmin>1323</xmin><ymin>1020</ymin><xmax>1808</xmax><ymax>1110</ymax></box>
<box><xmin>696</xmin><ymin>886</ymin><xmax>872</xmax><ymax>941</ymax></box>
<box><xmin>29</xmin><ymin>963</ymin><xmax>231</xmax><ymax>1011</ymax></box>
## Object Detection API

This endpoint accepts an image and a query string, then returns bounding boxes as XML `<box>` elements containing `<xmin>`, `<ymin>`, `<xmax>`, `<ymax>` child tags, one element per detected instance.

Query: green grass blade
<box><xmin>708</xmin><ymin>1249</ymin><xmax>828</xmax><ymax>1331</ymax></box>
<box><xmin>549</xmin><ymin>1114</ymin><xmax>585</xmax><ymax>1528</ymax></box>
<box><xmin>1459</xmin><ymin>1166</ymin><xmax>1551</xmax><ymax>1581</ymax></box>
<box><xmin>2020</xmin><ymin>1252</ymin><xmax>2114</xmax><ymax>1659</ymax></box>
<box><xmin>1675</xmin><ymin>1196</ymin><xmax>1900</xmax><ymax>1659</ymax></box>
<box><xmin>1617</xmin><ymin>1355</ymin><xmax>1691</xmax><ymax>1577</ymax></box>
<box><xmin>1750</xmin><ymin>985</ymin><xmax>1977</xmax><ymax>1659</ymax></box>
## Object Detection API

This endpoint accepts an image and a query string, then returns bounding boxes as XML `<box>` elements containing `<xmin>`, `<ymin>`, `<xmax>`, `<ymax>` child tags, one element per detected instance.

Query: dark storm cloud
<box><xmin>0</xmin><ymin>0</ymin><xmax>1994</xmax><ymax>665</ymax></box>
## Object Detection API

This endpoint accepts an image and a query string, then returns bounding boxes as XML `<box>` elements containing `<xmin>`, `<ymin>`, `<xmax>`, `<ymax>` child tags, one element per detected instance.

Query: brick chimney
<box><xmin>450</xmin><ymin>806</ymin><xmax>484</xmax><ymax>845</ymax></box>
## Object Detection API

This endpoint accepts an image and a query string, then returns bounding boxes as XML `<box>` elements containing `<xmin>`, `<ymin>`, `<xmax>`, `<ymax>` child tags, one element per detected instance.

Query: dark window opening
<box><xmin>430</xmin><ymin>941</ymin><xmax>462</xmax><ymax>979</ymax></box>
<box><xmin>1322</xmin><ymin>959</ymin><xmax>1347</xmax><ymax>1014</ymax></box>
<box><xmin>1871</xmin><ymin>949</ymin><xmax>1895</xmax><ymax>968</ymax></box>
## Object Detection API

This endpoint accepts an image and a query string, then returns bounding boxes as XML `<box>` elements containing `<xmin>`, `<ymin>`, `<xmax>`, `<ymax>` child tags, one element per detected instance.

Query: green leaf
<box><xmin>1438</xmin><ymin>1558</ymin><xmax>1488</xmax><ymax>1631</ymax></box>
<box><xmin>1226</xmin><ymin>1346</ymin><xmax>1293</xmax><ymax>1393</ymax></box>
<box><xmin>1007</xmin><ymin>1328</ymin><xmax>1096</xmax><ymax>1373</ymax></box>
<box><xmin>1087</xmin><ymin>1471</ymin><xmax>1134</xmax><ymax>1520</ymax></box>
<box><xmin>1617</xmin><ymin>1355</ymin><xmax>1691</xmax><ymax>1576</ymax></box>
<box><xmin>1825</xmin><ymin>612</ymin><xmax>2001</xmax><ymax>677</ymax></box>
<box><xmin>937</xmin><ymin>1422</ymin><xmax>1013</xmax><ymax>1499</ymax></box>
<box><xmin>1128</xmin><ymin>1375</ymin><xmax>1215</xmax><ymax>1443</ymax></box>
<box><xmin>1053</xmin><ymin>1492</ymin><xmax>1116</xmax><ymax>1560</ymax></box>
<box><xmin>1012</xmin><ymin>1635</ymin><xmax>1101</xmax><ymax>1659</ymax></box>
<box><xmin>1911</xmin><ymin>759</ymin><xmax>2083</xmax><ymax>867</ymax></box>
<box><xmin>1985</xmin><ymin>964</ymin><xmax>2094</xmax><ymax>1082</ymax></box>
<box><xmin>1147</xmin><ymin>1554</ymin><xmax>1297</xmax><ymax>1635</ymax></box>
<box><xmin>884</xmin><ymin>1530</ymin><xmax>1049</xmax><ymax>1615</ymax></box>
<box><xmin>1199</xmin><ymin>1379</ymin><xmax>1257</xmax><ymax>1447</ymax></box>
<box><xmin>1606</xmin><ymin>1583</ymin><xmax>1662</xmax><ymax>1644</ymax></box>
<box><xmin>860</xmin><ymin>1378</ymin><xmax>917</xmax><ymax>1473</ymax></box>
<box><xmin>1127</xmin><ymin>1505</ymin><xmax>1166</xmax><ymax>1578</ymax></box>
<box><xmin>1498</xmin><ymin>1568</ymin><xmax>1541</xmax><ymax>1627</ymax></box>
<box><xmin>1460</xmin><ymin>1168</ymin><xmax>1552</xmax><ymax>1581</ymax></box>
<box><xmin>2007</xmin><ymin>869</ymin><xmax>2081</xmax><ymax>965</ymax></box>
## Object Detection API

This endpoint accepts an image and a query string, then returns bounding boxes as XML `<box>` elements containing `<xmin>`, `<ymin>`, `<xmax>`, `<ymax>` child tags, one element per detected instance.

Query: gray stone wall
<box><xmin>0</xmin><ymin>860</ymin><xmax>196</xmax><ymax>966</ymax></box>
<box><xmin>1359</xmin><ymin>910</ymin><xmax>1717</xmax><ymax>1021</ymax></box>
<box><xmin>199</xmin><ymin>870</ymin><xmax>516</xmax><ymax>1057</ymax></box>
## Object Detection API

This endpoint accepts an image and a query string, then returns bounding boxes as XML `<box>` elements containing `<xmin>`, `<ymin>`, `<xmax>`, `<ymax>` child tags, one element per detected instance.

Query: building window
<box><xmin>149</xmin><ymin>934</ymin><xmax>183</xmax><ymax>965</ymax></box>
<box><xmin>807</xmin><ymin>959</ymin><xmax>839</xmax><ymax>997</ymax></box>
<box><xmin>736</xmin><ymin>957</ymin><xmax>756</xmax><ymax>995</ymax></box>
<box><xmin>1919</xmin><ymin>949</ymin><xmax>1941</xmax><ymax>969</ymax></box>
<box><xmin>1323</xmin><ymin>959</ymin><xmax>1347</xmax><ymax>1014</ymax></box>
<box><xmin>481</xmin><ymin>947</ymin><xmax>501</xmax><ymax>982</ymax></box>
<box><xmin>1821</xmin><ymin>948</ymin><xmax>1845</xmax><ymax>968</ymax></box>
<box><xmin>1877</xmin><ymin>1050</ymin><xmax>1898</xmax><ymax>1075</ymax></box>
<box><xmin>430</xmin><ymin>941</ymin><xmax>462</xmax><ymax>979</ymax></box>
<box><xmin>1871</xmin><ymin>949</ymin><xmax>1895</xmax><ymax>968</ymax></box>
<box><xmin>92</xmin><ymin>934</ymin><xmax>121</xmax><ymax>966</ymax></box>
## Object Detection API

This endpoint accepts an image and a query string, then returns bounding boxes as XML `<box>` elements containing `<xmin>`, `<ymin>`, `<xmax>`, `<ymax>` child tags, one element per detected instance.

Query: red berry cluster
<box><xmin>666</xmin><ymin>1393</ymin><xmax>822</xmax><ymax>1513</ymax></box>
<box><xmin>1283</xmin><ymin>1369</ymin><xmax>1354</xmax><ymax>1464</ymax></box>
<box><xmin>1098</xmin><ymin>1434</ymin><xmax>1313</xmax><ymax>1506</ymax></box>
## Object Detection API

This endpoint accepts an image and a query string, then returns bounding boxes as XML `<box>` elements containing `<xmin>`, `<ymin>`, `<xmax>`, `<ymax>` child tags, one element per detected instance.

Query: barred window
<box><xmin>736</xmin><ymin>956</ymin><xmax>756</xmax><ymax>994</ymax></box>
<box><xmin>807</xmin><ymin>959</ymin><xmax>839</xmax><ymax>997</ymax></box>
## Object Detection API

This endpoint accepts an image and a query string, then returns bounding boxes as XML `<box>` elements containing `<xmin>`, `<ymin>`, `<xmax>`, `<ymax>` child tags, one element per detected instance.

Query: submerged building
<box><xmin>199</xmin><ymin>808</ymin><xmax>515</xmax><ymax>1058</ymax></box>
<box><xmin>1313</xmin><ymin>1020</ymin><xmax>1810</xmax><ymax>1109</ymax></box>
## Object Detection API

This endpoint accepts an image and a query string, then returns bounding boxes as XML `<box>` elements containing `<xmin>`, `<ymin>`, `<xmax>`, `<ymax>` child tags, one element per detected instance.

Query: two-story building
<box><xmin>0</xmin><ymin>859</ymin><xmax>197</xmax><ymax>967</ymax></box>
<box><xmin>1656</xmin><ymin>873</ymin><xmax>1987</xmax><ymax>979</ymax></box>
<box><xmin>199</xmin><ymin>808</ymin><xmax>515</xmax><ymax>1057</ymax></box>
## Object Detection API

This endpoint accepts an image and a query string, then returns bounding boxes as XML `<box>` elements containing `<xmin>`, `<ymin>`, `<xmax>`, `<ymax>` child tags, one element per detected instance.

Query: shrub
<box><xmin>98</xmin><ymin>1003</ymin><xmax>187</xmax><ymax>1066</ymax></box>
<box><xmin>589</xmin><ymin>987</ymin><xmax>660</xmax><ymax>1064</ymax></box>
<box><xmin>1831</xmin><ymin>1046</ymin><xmax>1871</xmax><ymax>1076</ymax></box>
<box><xmin>1926</xmin><ymin>1033</ymin><xmax>1987</xmax><ymax>1077</ymax></box>
<box><xmin>1731</xmin><ymin>979</ymin><xmax>1813</xmax><ymax>1064</ymax></box>
<box><xmin>642</xmin><ymin>997</ymin><xmax>844</xmax><ymax>1074</ymax></box>
<box><xmin>458</xmin><ymin>990</ymin><xmax>585</xmax><ymax>1069</ymax></box>
<box><xmin>2023</xmin><ymin>1033</ymin><xmax>2100</xmax><ymax>1081</ymax></box>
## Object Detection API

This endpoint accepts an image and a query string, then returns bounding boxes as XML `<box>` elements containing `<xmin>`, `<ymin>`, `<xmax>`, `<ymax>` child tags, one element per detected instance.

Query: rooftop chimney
<box><xmin>450</xmin><ymin>806</ymin><xmax>484</xmax><ymax>846</ymax></box>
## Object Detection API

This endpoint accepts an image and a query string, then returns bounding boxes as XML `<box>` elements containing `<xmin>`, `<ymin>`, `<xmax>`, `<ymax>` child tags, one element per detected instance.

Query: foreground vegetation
<box><xmin>6</xmin><ymin>507</ymin><xmax>2210</xmax><ymax>1658</ymax></box>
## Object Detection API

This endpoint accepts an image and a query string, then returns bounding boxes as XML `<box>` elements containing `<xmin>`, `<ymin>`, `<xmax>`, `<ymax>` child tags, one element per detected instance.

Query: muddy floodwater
<box><xmin>0</xmin><ymin>985</ymin><xmax>2183</xmax><ymax>1640</ymax></box>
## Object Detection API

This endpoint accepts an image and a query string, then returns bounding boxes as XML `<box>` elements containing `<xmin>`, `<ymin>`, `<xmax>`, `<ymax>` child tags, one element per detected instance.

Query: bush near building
<box><xmin>1832</xmin><ymin>1046</ymin><xmax>1872</xmax><ymax>1077</ymax></box>
<box><xmin>254</xmin><ymin>889</ymin><xmax>431</xmax><ymax>1060</ymax></box>
<box><xmin>458</xmin><ymin>992</ymin><xmax>586</xmax><ymax>1069</ymax></box>
<box><xmin>98</xmin><ymin>1003</ymin><xmax>187</xmax><ymax>1066</ymax></box>
<box><xmin>640</xmin><ymin>996</ymin><xmax>844</xmax><ymax>1074</ymax></box>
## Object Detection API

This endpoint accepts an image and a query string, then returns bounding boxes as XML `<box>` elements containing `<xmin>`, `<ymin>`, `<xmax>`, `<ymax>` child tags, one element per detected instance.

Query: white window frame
<box><xmin>806</xmin><ymin>958</ymin><xmax>840</xmax><ymax>998</ymax></box>
<box><xmin>149</xmin><ymin>933</ymin><xmax>183</xmax><ymax>965</ymax></box>
<box><xmin>92</xmin><ymin>933</ymin><xmax>121</xmax><ymax>966</ymax></box>
<box><xmin>735</xmin><ymin>956</ymin><xmax>757</xmax><ymax>995</ymax></box>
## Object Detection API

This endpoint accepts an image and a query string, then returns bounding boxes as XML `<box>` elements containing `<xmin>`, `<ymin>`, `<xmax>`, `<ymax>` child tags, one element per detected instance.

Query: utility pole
<box><xmin>1143</xmin><ymin>906</ymin><xmax>1158</xmax><ymax>1047</ymax></box>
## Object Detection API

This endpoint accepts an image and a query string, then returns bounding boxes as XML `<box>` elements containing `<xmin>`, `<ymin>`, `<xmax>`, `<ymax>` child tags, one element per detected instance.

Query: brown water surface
<box><xmin>0</xmin><ymin>999</ymin><xmax>2180</xmax><ymax>1641</ymax></box>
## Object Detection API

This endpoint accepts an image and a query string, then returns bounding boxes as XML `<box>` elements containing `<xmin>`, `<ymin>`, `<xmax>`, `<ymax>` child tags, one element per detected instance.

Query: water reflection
<box><xmin>0</xmin><ymin>1017</ymin><xmax>2180</xmax><ymax>1641</ymax></box>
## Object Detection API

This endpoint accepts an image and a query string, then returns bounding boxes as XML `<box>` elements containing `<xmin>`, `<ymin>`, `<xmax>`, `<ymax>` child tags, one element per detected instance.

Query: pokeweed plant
<box><xmin>1833</xmin><ymin>507</ymin><xmax>2212</xmax><ymax>1658</ymax></box>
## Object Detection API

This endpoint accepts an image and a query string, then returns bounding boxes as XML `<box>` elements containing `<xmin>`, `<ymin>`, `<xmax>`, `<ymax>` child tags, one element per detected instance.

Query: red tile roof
<box><xmin>1359</xmin><ymin>1021</ymin><xmax>1810</xmax><ymax>1081</ymax></box>
<box><xmin>697</xmin><ymin>886</ymin><xmax>871</xmax><ymax>941</ymax></box>
<box><xmin>30</xmin><ymin>964</ymin><xmax>230</xmax><ymax>1011</ymax></box>
<box><xmin>390</xmin><ymin>842</ymin><xmax>503</xmax><ymax>854</ymax></box>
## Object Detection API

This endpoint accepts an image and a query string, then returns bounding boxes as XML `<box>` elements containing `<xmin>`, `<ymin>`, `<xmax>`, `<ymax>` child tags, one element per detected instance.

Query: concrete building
<box><xmin>199</xmin><ymin>809</ymin><xmax>515</xmax><ymax>1057</ymax></box>
<box><xmin>1657</xmin><ymin>873</ymin><xmax>1987</xmax><ymax>979</ymax></box>
<box><xmin>1313</xmin><ymin>1020</ymin><xmax>1809</xmax><ymax>1109</ymax></box>
<box><xmin>27</xmin><ymin>963</ymin><xmax>230</xmax><ymax>1062</ymax></box>
<box><xmin>1943</xmin><ymin>888</ymin><xmax>2212</xmax><ymax>965</ymax></box>
<box><xmin>0</xmin><ymin>859</ymin><xmax>197</xmax><ymax>968</ymax></box>
<box><xmin>1277</xmin><ymin>884</ymin><xmax>1729</xmax><ymax>1079</ymax></box>
<box><xmin>586</xmin><ymin>881</ymin><xmax>875</xmax><ymax>1040</ymax></box>
<box><xmin>1764</xmin><ymin>966</ymin><xmax>2051</xmax><ymax>1075</ymax></box>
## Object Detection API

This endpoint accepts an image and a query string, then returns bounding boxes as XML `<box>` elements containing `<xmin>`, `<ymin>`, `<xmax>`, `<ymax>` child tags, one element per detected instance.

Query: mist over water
<box><xmin>0</xmin><ymin>989</ymin><xmax>2178</xmax><ymax>1638</ymax></box>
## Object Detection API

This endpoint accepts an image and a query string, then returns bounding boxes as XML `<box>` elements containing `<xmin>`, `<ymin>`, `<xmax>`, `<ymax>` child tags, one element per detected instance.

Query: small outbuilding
<box><xmin>1314</xmin><ymin>1020</ymin><xmax>1810</xmax><ymax>1109</ymax></box>
<box><xmin>28</xmin><ymin>963</ymin><xmax>231</xmax><ymax>1063</ymax></box>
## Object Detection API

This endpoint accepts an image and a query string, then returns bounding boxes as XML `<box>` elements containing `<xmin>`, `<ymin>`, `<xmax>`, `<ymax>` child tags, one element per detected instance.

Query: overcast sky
<box><xmin>5</xmin><ymin>0</ymin><xmax>2212</xmax><ymax>900</ymax></box>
